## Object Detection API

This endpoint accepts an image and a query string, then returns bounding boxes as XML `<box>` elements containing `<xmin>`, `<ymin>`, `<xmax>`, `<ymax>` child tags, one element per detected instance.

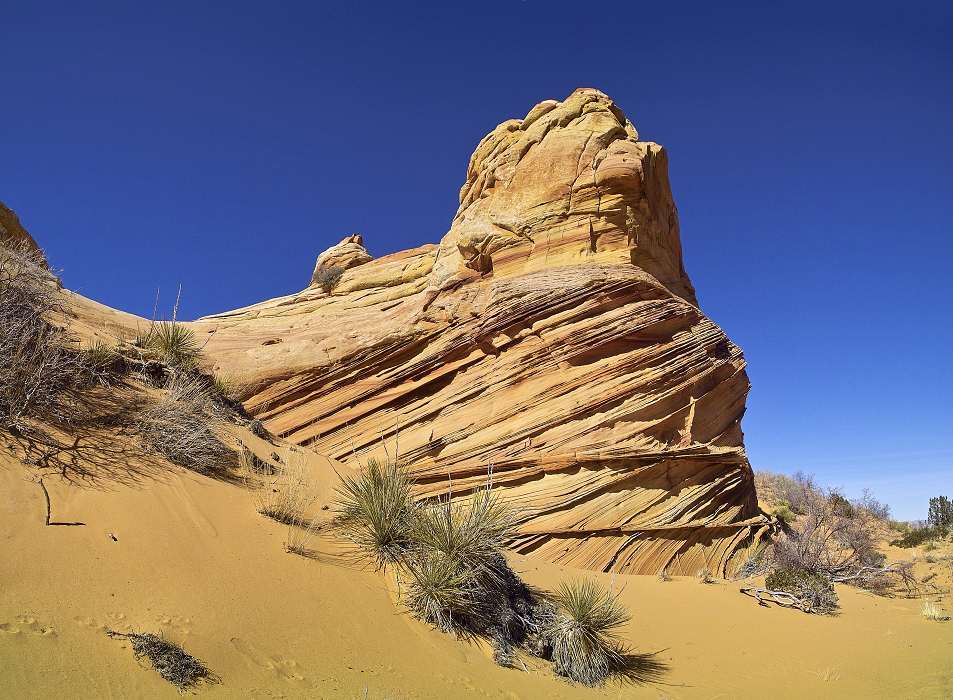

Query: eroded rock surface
<box><xmin>310</xmin><ymin>234</ymin><xmax>373</xmax><ymax>286</ymax></box>
<box><xmin>197</xmin><ymin>88</ymin><xmax>770</xmax><ymax>575</ymax></box>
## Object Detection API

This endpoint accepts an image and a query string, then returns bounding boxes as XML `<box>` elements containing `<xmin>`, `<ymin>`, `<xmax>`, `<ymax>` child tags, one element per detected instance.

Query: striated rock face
<box><xmin>198</xmin><ymin>88</ymin><xmax>770</xmax><ymax>575</ymax></box>
<box><xmin>310</xmin><ymin>234</ymin><xmax>373</xmax><ymax>286</ymax></box>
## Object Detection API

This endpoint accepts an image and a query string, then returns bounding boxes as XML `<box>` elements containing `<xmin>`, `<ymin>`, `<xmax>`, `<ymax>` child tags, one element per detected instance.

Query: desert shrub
<box><xmin>314</xmin><ymin>265</ymin><xmax>344</xmax><ymax>294</ymax></box>
<box><xmin>0</xmin><ymin>242</ymin><xmax>90</xmax><ymax>428</ymax></box>
<box><xmin>410</xmin><ymin>487</ymin><xmax>517</xmax><ymax>586</ymax></box>
<box><xmin>403</xmin><ymin>487</ymin><xmax>528</xmax><ymax>640</ymax></box>
<box><xmin>928</xmin><ymin>496</ymin><xmax>953</xmax><ymax>529</ymax></box>
<box><xmin>828</xmin><ymin>490</ymin><xmax>855</xmax><ymax>518</ymax></box>
<box><xmin>403</xmin><ymin>548</ymin><xmax>486</xmax><ymax>633</ymax></box>
<box><xmin>770</xmin><ymin>483</ymin><xmax>885</xmax><ymax>580</ymax></box>
<box><xmin>891</xmin><ymin>525</ymin><xmax>948</xmax><ymax>548</ymax></box>
<box><xmin>134</xmin><ymin>377</ymin><xmax>232</xmax><ymax>474</ymax></box>
<box><xmin>853</xmin><ymin>489</ymin><xmax>891</xmax><ymax>520</ymax></box>
<box><xmin>107</xmin><ymin>630</ymin><xmax>215</xmax><ymax>689</ymax></box>
<box><xmin>332</xmin><ymin>457</ymin><xmax>417</xmax><ymax>570</ymax></box>
<box><xmin>543</xmin><ymin>579</ymin><xmax>631</xmax><ymax>686</ymax></box>
<box><xmin>755</xmin><ymin>471</ymin><xmax>824</xmax><ymax>515</ymax></box>
<box><xmin>771</xmin><ymin>500</ymin><xmax>796</xmax><ymax>524</ymax></box>
<box><xmin>696</xmin><ymin>567</ymin><xmax>714</xmax><ymax>584</ymax></box>
<box><xmin>765</xmin><ymin>567</ymin><xmax>838</xmax><ymax>614</ymax></box>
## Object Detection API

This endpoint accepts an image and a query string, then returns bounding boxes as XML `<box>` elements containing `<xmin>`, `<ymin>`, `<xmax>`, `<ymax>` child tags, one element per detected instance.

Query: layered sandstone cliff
<box><xmin>196</xmin><ymin>88</ymin><xmax>770</xmax><ymax>575</ymax></box>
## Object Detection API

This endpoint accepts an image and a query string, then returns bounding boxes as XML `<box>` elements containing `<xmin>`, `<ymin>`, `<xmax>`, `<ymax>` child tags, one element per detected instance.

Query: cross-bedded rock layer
<box><xmin>197</xmin><ymin>88</ymin><xmax>770</xmax><ymax>575</ymax></box>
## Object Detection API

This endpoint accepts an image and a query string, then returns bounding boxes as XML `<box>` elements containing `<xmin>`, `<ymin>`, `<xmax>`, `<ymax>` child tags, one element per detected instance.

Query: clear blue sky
<box><xmin>3</xmin><ymin>1</ymin><xmax>950</xmax><ymax>519</ymax></box>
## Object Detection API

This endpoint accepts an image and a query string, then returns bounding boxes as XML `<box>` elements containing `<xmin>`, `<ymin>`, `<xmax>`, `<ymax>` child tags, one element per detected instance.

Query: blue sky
<box><xmin>3</xmin><ymin>1</ymin><xmax>950</xmax><ymax>519</ymax></box>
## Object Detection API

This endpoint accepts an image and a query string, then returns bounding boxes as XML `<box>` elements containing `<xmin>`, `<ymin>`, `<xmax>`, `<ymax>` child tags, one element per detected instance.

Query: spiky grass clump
<box><xmin>545</xmin><ymin>579</ymin><xmax>631</xmax><ymax>686</ymax></box>
<box><xmin>134</xmin><ymin>377</ymin><xmax>232</xmax><ymax>474</ymax></box>
<box><xmin>921</xmin><ymin>599</ymin><xmax>950</xmax><ymax>622</ymax></box>
<box><xmin>107</xmin><ymin>630</ymin><xmax>214</xmax><ymax>690</ymax></box>
<box><xmin>332</xmin><ymin>457</ymin><xmax>416</xmax><ymax>570</ymax></box>
<box><xmin>138</xmin><ymin>320</ymin><xmax>201</xmax><ymax>368</ymax></box>
<box><xmin>411</xmin><ymin>487</ymin><xmax>517</xmax><ymax>582</ymax></box>
<box><xmin>257</xmin><ymin>454</ymin><xmax>313</xmax><ymax>525</ymax></box>
<box><xmin>403</xmin><ymin>549</ymin><xmax>484</xmax><ymax>633</ymax></box>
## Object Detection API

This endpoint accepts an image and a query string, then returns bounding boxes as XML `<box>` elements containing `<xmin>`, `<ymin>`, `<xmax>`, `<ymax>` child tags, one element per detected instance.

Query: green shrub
<box><xmin>928</xmin><ymin>496</ymin><xmax>953</xmax><ymax>529</ymax></box>
<box><xmin>890</xmin><ymin>526</ymin><xmax>948</xmax><ymax>548</ymax></box>
<box><xmin>765</xmin><ymin>567</ymin><xmax>838</xmax><ymax>614</ymax></box>
<box><xmin>771</xmin><ymin>500</ymin><xmax>796</xmax><ymax>524</ymax></box>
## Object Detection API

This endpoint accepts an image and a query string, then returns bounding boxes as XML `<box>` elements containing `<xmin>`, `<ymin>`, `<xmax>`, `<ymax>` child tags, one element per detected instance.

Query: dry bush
<box><xmin>764</xmin><ymin>567</ymin><xmax>839</xmax><ymax>614</ymax></box>
<box><xmin>921</xmin><ymin>599</ymin><xmax>950</xmax><ymax>622</ymax></box>
<box><xmin>313</xmin><ymin>266</ymin><xmax>344</xmax><ymax>294</ymax></box>
<box><xmin>134</xmin><ymin>377</ymin><xmax>233</xmax><ymax>475</ymax></box>
<box><xmin>696</xmin><ymin>567</ymin><xmax>715</xmax><ymax>584</ymax></box>
<box><xmin>107</xmin><ymin>630</ymin><xmax>215</xmax><ymax>689</ymax></box>
<box><xmin>257</xmin><ymin>454</ymin><xmax>314</xmax><ymax>526</ymax></box>
<box><xmin>0</xmin><ymin>242</ymin><xmax>90</xmax><ymax>428</ymax></box>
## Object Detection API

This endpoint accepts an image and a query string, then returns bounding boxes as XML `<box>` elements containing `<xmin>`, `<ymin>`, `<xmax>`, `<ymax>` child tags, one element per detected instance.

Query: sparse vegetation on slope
<box><xmin>313</xmin><ymin>265</ymin><xmax>344</xmax><ymax>294</ymax></box>
<box><xmin>134</xmin><ymin>376</ymin><xmax>234</xmax><ymax>475</ymax></box>
<box><xmin>330</xmin><ymin>458</ymin><xmax>639</xmax><ymax>684</ymax></box>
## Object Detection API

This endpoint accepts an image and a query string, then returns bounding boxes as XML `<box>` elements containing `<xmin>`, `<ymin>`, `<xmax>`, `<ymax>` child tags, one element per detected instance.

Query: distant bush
<box><xmin>313</xmin><ymin>266</ymin><xmax>344</xmax><ymax>294</ymax></box>
<box><xmin>890</xmin><ymin>525</ymin><xmax>948</xmax><ymax>549</ymax></box>
<box><xmin>928</xmin><ymin>496</ymin><xmax>953</xmax><ymax>529</ymax></box>
<box><xmin>771</xmin><ymin>500</ymin><xmax>796</xmax><ymax>525</ymax></box>
<box><xmin>765</xmin><ymin>567</ymin><xmax>838</xmax><ymax>614</ymax></box>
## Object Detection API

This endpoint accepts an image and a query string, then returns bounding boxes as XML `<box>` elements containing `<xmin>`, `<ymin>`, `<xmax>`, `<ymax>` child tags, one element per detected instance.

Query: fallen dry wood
<box><xmin>739</xmin><ymin>586</ymin><xmax>815</xmax><ymax>613</ymax></box>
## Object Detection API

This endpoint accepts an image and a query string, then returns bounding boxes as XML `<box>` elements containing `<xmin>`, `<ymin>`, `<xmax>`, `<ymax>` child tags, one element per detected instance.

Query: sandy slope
<box><xmin>2</xmin><ymin>440</ymin><xmax>950</xmax><ymax>700</ymax></box>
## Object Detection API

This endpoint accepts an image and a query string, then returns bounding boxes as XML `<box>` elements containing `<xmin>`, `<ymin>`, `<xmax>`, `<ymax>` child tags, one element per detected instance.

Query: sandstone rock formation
<box><xmin>0</xmin><ymin>201</ymin><xmax>46</xmax><ymax>265</ymax></box>
<box><xmin>310</xmin><ymin>234</ymin><xmax>373</xmax><ymax>286</ymax></box>
<box><xmin>197</xmin><ymin>88</ymin><xmax>771</xmax><ymax>576</ymax></box>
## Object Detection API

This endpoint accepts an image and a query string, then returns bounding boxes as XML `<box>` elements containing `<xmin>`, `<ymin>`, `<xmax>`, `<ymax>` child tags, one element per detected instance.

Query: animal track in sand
<box><xmin>155</xmin><ymin>613</ymin><xmax>192</xmax><ymax>635</ymax></box>
<box><xmin>0</xmin><ymin>614</ymin><xmax>56</xmax><ymax>638</ymax></box>
<box><xmin>231</xmin><ymin>637</ymin><xmax>305</xmax><ymax>682</ymax></box>
<box><xmin>72</xmin><ymin>611</ymin><xmax>132</xmax><ymax>633</ymax></box>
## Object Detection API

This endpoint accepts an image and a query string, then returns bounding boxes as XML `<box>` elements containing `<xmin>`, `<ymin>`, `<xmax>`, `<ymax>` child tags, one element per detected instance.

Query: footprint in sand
<box><xmin>0</xmin><ymin>614</ymin><xmax>56</xmax><ymax>637</ymax></box>
<box><xmin>231</xmin><ymin>637</ymin><xmax>305</xmax><ymax>682</ymax></box>
<box><xmin>155</xmin><ymin>614</ymin><xmax>192</xmax><ymax>635</ymax></box>
<box><xmin>72</xmin><ymin>612</ymin><xmax>130</xmax><ymax>633</ymax></box>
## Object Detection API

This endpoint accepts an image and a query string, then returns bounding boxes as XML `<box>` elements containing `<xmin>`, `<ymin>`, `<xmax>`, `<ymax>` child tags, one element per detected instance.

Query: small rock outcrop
<box><xmin>0</xmin><ymin>202</ymin><xmax>46</xmax><ymax>265</ymax></box>
<box><xmin>197</xmin><ymin>88</ymin><xmax>770</xmax><ymax>576</ymax></box>
<box><xmin>310</xmin><ymin>234</ymin><xmax>372</xmax><ymax>286</ymax></box>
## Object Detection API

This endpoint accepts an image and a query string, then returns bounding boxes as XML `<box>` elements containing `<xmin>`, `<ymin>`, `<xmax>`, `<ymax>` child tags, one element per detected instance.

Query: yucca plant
<box><xmin>545</xmin><ymin>579</ymin><xmax>631</xmax><ymax>686</ymax></box>
<box><xmin>145</xmin><ymin>320</ymin><xmax>201</xmax><ymax>368</ymax></box>
<box><xmin>403</xmin><ymin>549</ymin><xmax>483</xmax><ymax>633</ymax></box>
<box><xmin>332</xmin><ymin>457</ymin><xmax>416</xmax><ymax>570</ymax></box>
<box><xmin>411</xmin><ymin>486</ymin><xmax>517</xmax><ymax>585</ymax></box>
